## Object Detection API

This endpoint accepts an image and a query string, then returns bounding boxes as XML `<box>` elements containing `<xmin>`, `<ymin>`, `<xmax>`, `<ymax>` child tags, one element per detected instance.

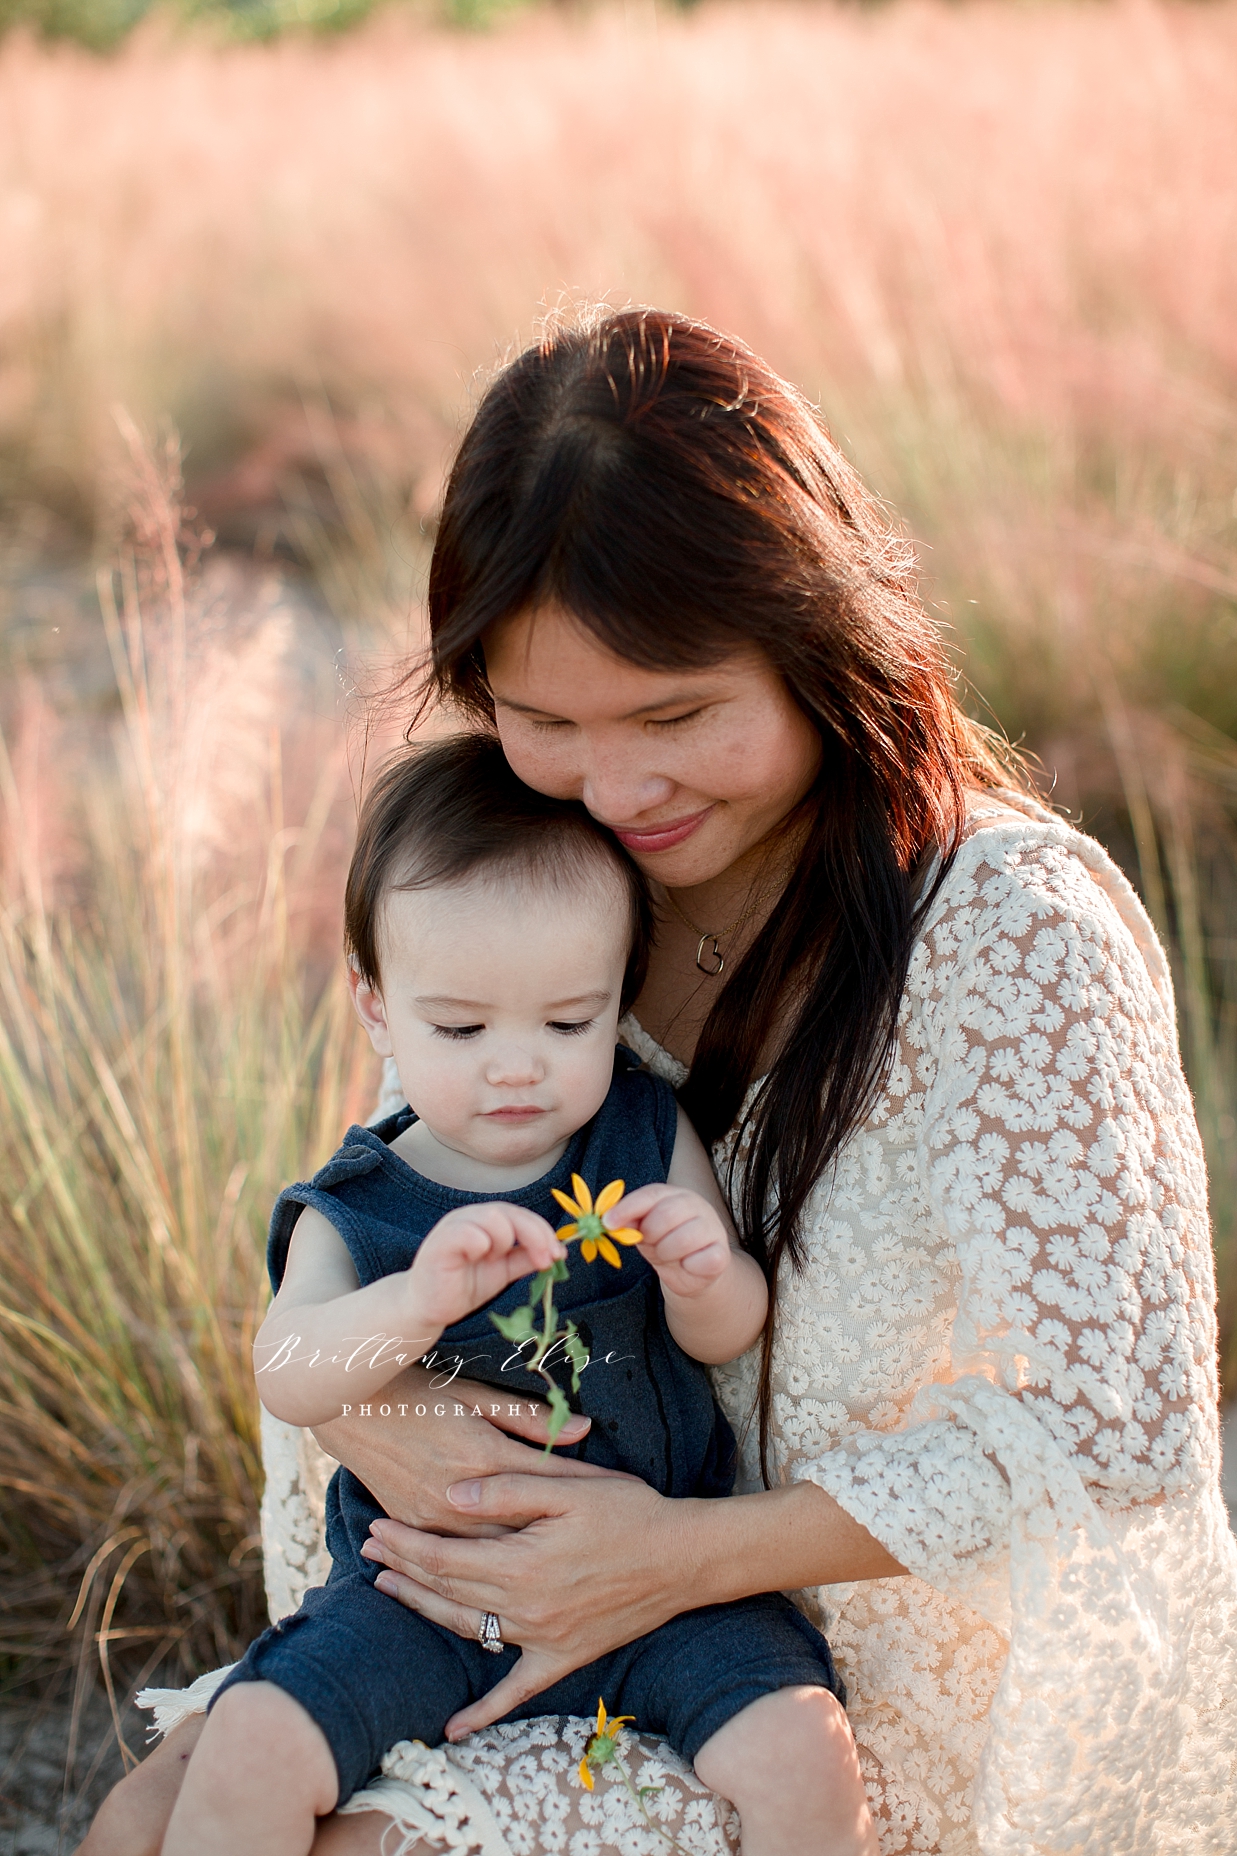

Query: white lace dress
<box><xmin>141</xmin><ymin>796</ymin><xmax>1237</xmax><ymax>1855</ymax></box>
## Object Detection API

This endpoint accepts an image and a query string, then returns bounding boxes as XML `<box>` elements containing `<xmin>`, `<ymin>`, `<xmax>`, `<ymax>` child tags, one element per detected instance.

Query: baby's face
<box><xmin>357</xmin><ymin>869</ymin><xmax>630</xmax><ymax>1171</ymax></box>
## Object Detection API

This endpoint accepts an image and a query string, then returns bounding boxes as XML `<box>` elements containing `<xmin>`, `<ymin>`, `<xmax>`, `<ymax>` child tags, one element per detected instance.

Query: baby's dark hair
<box><xmin>345</xmin><ymin>733</ymin><xmax>655</xmax><ymax>1010</ymax></box>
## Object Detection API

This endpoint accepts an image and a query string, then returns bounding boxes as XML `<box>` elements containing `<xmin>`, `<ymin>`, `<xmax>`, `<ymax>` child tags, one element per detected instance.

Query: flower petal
<box><xmin>578</xmin><ymin>1758</ymin><xmax>594</xmax><ymax>1791</ymax></box>
<box><xmin>570</xmin><ymin>1174</ymin><xmax>594</xmax><ymax>1215</ymax></box>
<box><xmin>605</xmin><ymin>1226</ymin><xmax>643</xmax><ymax>1245</ymax></box>
<box><xmin>557</xmin><ymin>1222</ymin><xmax>579</xmax><ymax>1241</ymax></box>
<box><xmin>596</xmin><ymin>1701</ymin><xmax>608</xmax><ymax>1734</ymax></box>
<box><xmin>597</xmin><ymin>1236</ymin><xmax>622</xmax><ymax>1269</ymax></box>
<box><xmin>581</xmin><ymin>1238</ymin><xmax>597</xmax><ymax>1263</ymax></box>
<box><xmin>551</xmin><ymin>1187</ymin><xmax>583</xmax><ymax>1219</ymax></box>
<box><xmin>594</xmin><ymin>1179</ymin><xmax>625</xmax><ymax>1215</ymax></box>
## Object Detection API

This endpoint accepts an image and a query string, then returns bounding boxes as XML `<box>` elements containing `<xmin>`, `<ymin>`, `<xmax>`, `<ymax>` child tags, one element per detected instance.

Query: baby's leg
<box><xmin>694</xmin><ymin>1685</ymin><xmax>878</xmax><ymax>1856</ymax></box>
<box><xmin>161</xmin><ymin>1681</ymin><xmax>337</xmax><ymax>1856</ymax></box>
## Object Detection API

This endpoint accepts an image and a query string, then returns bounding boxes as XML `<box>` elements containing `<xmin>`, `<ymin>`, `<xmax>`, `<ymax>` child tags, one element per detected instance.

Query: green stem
<box><xmin>610</xmin><ymin>1748</ymin><xmax>692</xmax><ymax>1855</ymax></box>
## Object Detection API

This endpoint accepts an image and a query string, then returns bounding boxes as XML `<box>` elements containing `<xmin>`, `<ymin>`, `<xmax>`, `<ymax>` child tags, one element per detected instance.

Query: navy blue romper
<box><xmin>216</xmin><ymin>1050</ymin><xmax>843</xmax><ymax>1802</ymax></box>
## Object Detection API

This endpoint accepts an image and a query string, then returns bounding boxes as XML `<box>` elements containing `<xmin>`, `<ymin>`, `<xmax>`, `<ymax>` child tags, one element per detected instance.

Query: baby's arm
<box><xmin>254</xmin><ymin>1202</ymin><xmax>566</xmax><ymax>1428</ymax></box>
<box><xmin>611</xmin><ymin>1106</ymin><xmax>768</xmax><ymax>1365</ymax></box>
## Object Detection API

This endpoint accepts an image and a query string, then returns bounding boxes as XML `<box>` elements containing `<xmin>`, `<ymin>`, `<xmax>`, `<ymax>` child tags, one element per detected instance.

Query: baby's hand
<box><xmin>407</xmin><ymin>1204</ymin><xmax>566</xmax><ymax>1336</ymax></box>
<box><xmin>603</xmin><ymin>1184</ymin><xmax>732</xmax><ymax>1301</ymax></box>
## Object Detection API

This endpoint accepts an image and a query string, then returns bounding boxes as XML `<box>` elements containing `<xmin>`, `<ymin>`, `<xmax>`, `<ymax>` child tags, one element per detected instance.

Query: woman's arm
<box><xmin>311</xmin><ymin>1366</ymin><xmax>638</xmax><ymax>1539</ymax></box>
<box><xmin>360</xmin><ymin>1472</ymin><xmax>904</xmax><ymax>1737</ymax></box>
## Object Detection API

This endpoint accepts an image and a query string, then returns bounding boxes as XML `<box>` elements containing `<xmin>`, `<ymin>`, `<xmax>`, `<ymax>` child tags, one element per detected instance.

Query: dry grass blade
<box><xmin>0</xmin><ymin>419</ymin><xmax>373</xmax><ymax>1698</ymax></box>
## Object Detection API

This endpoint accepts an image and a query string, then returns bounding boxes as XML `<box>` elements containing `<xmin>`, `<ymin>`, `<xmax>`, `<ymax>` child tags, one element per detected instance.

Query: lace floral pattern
<box><xmin>145</xmin><ymin>799</ymin><xmax>1237</xmax><ymax>1853</ymax></box>
<box><xmin>706</xmin><ymin>796</ymin><xmax>1236</xmax><ymax>1853</ymax></box>
<box><xmin>343</xmin><ymin>1719</ymin><xmax>742</xmax><ymax>1856</ymax></box>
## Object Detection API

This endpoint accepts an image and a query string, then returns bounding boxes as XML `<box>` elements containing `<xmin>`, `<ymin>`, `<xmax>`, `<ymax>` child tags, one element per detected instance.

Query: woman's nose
<box><xmin>579</xmin><ymin>749</ymin><xmax>676</xmax><ymax>825</ymax></box>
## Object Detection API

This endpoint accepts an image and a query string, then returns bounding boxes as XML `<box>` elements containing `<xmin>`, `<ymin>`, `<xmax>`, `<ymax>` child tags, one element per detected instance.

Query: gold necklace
<box><xmin>664</xmin><ymin>884</ymin><xmax>776</xmax><ymax>976</ymax></box>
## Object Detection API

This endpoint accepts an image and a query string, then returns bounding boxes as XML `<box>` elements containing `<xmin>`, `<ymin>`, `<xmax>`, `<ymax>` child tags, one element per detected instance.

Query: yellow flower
<box><xmin>578</xmin><ymin>1697</ymin><xmax>635</xmax><ymax>1789</ymax></box>
<box><xmin>551</xmin><ymin>1176</ymin><xmax>642</xmax><ymax>1269</ymax></box>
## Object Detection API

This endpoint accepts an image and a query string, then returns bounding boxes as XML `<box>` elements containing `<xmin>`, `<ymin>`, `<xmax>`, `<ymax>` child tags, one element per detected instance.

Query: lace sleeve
<box><xmin>793</xmin><ymin>822</ymin><xmax>1221</xmax><ymax>1596</ymax></box>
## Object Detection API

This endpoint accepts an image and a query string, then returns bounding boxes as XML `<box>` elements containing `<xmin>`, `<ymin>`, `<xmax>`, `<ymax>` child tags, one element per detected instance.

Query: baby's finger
<box><xmin>678</xmin><ymin>1243</ymin><xmax>729</xmax><ymax>1277</ymax></box>
<box><xmin>471</xmin><ymin>1203</ymin><xmax>565</xmax><ymax>1266</ymax></box>
<box><xmin>602</xmin><ymin>1182</ymin><xmax>675</xmax><ymax>1229</ymax></box>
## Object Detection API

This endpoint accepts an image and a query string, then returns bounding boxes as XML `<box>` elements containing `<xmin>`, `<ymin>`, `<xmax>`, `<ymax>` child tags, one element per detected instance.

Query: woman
<box><xmin>83</xmin><ymin>309</ymin><xmax>1236</xmax><ymax>1856</ymax></box>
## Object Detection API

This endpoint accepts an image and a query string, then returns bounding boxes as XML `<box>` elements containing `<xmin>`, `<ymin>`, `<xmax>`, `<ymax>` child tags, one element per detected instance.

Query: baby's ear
<box><xmin>347</xmin><ymin>961</ymin><xmax>394</xmax><ymax>1057</ymax></box>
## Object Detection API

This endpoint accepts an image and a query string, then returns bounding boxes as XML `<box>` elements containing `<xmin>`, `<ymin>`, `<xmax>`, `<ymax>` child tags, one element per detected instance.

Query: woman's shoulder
<box><xmin>918</xmin><ymin>786</ymin><xmax>1174</xmax><ymax>1019</ymax></box>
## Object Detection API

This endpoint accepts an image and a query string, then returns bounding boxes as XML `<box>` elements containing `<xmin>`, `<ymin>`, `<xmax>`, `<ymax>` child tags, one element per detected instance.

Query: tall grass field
<box><xmin>1</xmin><ymin>0</ymin><xmax>1235</xmax><ymax>1740</ymax></box>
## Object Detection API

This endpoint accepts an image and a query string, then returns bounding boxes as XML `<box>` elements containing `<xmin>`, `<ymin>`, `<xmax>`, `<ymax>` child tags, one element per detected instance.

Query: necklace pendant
<box><xmin>695</xmin><ymin>933</ymin><xmax>725</xmax><ymax>977</ymax></box>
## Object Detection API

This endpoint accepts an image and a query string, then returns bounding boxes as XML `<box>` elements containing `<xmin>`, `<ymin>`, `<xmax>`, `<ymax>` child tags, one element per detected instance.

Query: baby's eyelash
<box><xmin>549</xmin><ymin>1019</ymin><xmax>595</xmax><ymax>1037</ymax></box>
<box><xmin>431</xmin><ymin>1024</ymin><xmax>484</xmax><ymax>1041</ymax></box>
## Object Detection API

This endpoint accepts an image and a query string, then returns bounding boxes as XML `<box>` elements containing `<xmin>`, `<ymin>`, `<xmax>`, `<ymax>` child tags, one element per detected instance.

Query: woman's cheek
<box><xmin>493</xmin><ymin>723</ymin><xmax>577</xmax><ymax>800</ymax></box>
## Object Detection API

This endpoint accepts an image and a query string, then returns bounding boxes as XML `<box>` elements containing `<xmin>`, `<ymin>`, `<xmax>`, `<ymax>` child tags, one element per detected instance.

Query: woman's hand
<box><xmin>311</xmin><ymin>1364</ymin><xmax>629</xmax><ymax>1539</ymax></box>
<box><xmin>361</xmin><ymin>1474</ymin><xmax>906</xmax><ymax>1737</ymax></box>
<box><xmin>361</xmin><ymin>1471</ymin><xmax>690</xmax><ymax>1737</ymax></box>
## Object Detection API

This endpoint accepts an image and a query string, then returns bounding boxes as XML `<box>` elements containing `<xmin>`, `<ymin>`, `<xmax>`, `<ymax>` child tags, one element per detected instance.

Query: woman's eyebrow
<box><xmin>492</xmin><ymin>688</ymin><xmax>719</xmax><ymax>722</ymax></box>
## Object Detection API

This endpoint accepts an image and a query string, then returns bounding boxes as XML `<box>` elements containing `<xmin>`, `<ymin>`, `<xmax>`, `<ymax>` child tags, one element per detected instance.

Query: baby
<box><xmin>162</xmin><ymin>735</ymin><xmax>871</xmax><ymax>1856</ymax></box>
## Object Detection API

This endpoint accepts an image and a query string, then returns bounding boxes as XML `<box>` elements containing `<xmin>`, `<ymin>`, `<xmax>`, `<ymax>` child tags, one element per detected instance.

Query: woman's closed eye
<box><xmin>431</xmin><ymin>1023</ymin><xmax>485</xmax><ymax>1041</ymax></box>
<box><xmin>647</xmin><ymin>707</ymin><xmax>707</xmax><ymax>729</ymax></box>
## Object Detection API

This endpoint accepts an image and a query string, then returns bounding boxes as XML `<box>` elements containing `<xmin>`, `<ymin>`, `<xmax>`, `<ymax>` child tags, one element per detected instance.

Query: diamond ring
<box><xmin>478</xmin><ymin>1610</ymin><xmax>504</xmax><ymax>1654</ymax></box>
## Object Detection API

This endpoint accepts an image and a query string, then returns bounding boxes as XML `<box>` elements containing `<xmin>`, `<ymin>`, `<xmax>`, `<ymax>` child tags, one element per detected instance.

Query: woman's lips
<box><xmin>611</xmin><ymin>807</ymin><xmax>713</xmax><ymax>854</ymax></box>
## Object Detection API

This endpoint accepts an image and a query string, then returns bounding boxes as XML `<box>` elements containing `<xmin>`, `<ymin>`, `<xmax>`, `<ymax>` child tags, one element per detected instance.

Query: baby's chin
<box><xmin>465</xmin><ymin>1111</ymin><xmax>569</xmax><ymax>1165</ymax></box>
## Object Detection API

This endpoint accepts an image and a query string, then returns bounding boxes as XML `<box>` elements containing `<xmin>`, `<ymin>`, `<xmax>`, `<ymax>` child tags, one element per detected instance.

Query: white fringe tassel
<box><xmin>135</xmin><ymin>1665</ymin><xmax>236</xmax><ymax>1740</ymax></box>
<box><xmin>340</xmin><ymin>1740</ymin><xmax>510</xmax><ymax>1855</ymax></box>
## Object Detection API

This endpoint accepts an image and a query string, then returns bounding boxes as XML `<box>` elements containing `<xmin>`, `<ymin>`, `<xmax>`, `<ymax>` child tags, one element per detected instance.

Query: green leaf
<box><xmin>490</xmin><ymin>1303</ymin><xmax>535</xmax><ymax>1343</ymax></box>
<box><xmin>543</xmin><ymin>1384</ymin><xmax>573</xmax><ymax>1447</ymax></box>
<box><xmin>563</xmin><ymin>1321</ymin><xmax>589</xmax><ymax>1393</ymax></box>
<box><xmin>530</xmin><ymin>1258</ymin><xmax>568</xmax><ymax>1299</ymax></box>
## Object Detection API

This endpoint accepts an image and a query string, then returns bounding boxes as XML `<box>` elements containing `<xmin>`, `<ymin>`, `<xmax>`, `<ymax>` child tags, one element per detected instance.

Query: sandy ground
<box><xmin>0</xmin><ymin>1678</ymin><xmax>151</xmax><ymax>1854</ymax></box>
<box><xmin>4</xmin><ymin>1407</ymin><xmax>1236</xmax><ymax>1854</ymax></box>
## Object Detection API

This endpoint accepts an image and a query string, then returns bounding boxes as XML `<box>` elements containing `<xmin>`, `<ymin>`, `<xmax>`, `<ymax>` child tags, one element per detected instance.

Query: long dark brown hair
<box><xmin>417</xmin><ymin>307</ymin><xmax>1011</xmax><ymax>1481</ymax></box>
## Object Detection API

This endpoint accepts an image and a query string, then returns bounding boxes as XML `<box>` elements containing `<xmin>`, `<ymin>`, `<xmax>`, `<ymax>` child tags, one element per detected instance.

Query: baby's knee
<box><xmin>694</xmin><ymin>1685</ymin><xmax>852</xmax><ymax>1792</ymax></box>
<box><xmin>197</xmin><ymin>1680</ymin><xmax>337</xmax><ymax>1811</ymax></box>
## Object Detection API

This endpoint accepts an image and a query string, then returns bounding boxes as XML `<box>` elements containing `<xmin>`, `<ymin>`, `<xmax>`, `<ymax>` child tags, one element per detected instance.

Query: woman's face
<box><xmin>484</xmin><ymin>604</ymin><xmax>822</xmax><ymax>889</ymax></box>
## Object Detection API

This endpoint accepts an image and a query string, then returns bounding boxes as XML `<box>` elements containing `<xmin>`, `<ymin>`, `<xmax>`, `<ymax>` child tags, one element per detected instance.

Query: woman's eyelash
<box><xmin>431</xmin><ymin>1024</ymin><xmax>484</xmax><ymax>1041</ymax></box>
<box><xmin>649</xmin><ymin>708</ymin><xmax>705</xmax><ymax>729</ymax></box>
<box><xmin>549</xmin><ymin>1019</ymin><xmax>594</xmax><ymax>1036</ymax></box>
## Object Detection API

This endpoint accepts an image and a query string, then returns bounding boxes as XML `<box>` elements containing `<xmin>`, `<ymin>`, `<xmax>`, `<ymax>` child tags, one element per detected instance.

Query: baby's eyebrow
<box><xmin>413</xmin><ymin>990</ymin><xmax>612</xmax><ymax>1012</ymax></box>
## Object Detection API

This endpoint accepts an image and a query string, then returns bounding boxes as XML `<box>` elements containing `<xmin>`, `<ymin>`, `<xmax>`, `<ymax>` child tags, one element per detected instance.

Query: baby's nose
<box><xmin>485</xmin><ymin>1045</ymin><xmax>542</xmax><ymax>1085</ymax></box>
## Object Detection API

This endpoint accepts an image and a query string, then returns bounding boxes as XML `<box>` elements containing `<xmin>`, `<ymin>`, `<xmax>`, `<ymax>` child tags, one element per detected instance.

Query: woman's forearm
<box><xmin>677</xmin><ymin>1478</ymin><xmax>906</xmax><ymax>1597</ymax></box>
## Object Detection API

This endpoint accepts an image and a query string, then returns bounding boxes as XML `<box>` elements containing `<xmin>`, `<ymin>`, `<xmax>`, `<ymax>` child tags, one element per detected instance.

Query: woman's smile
<box><xmin>609</xmin><ymin>807</ymin><xmax>715</xmax><ymax>855</ymax></box>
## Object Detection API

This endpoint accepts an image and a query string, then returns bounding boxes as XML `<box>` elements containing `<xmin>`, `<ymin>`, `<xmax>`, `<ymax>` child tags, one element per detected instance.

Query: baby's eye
<box><xmin>548</xmin><ymin>1019</ymin><xmax>595</xmax><ymax>1037</ymax></box>
<box><xmin>431</xmin><ymin>1024</ymin><xmax>484</xmax><ymax>1041</ymax></box>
